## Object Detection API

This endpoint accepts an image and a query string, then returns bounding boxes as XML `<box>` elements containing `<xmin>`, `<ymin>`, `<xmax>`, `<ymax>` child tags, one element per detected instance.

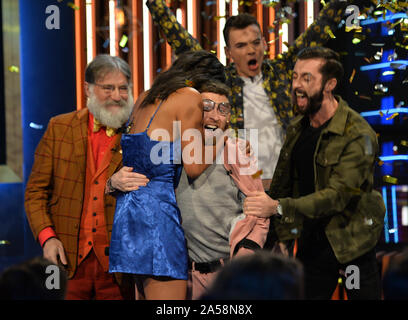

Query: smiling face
<box><xmin>292</xmin><ymin>58</ymin><xmax>326</xmax><ymax>116</ymax></box>
<box><xmin>225</xmin><ymin>24</ymin><xmax>267</xmax><ymax>78</ymax></box>
<box><xmin>85</xmin><ymin>71</ymin><xmax>134</xmax><ymax>128</ymax></box>
<box><xmin>201</xmin><ymin>92</ymin><xmax>231</xmax><ymax>142</ymax></box>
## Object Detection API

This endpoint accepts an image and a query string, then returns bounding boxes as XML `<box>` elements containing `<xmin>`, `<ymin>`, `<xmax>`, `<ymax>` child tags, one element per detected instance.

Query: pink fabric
<box><xmin>188</xmin><ymin>269</ymin><xmax>219</xmax><ymax>300</ymax></box>
<box><xmin>223</xmin><ymin>138</ymin><xmax>270</xmax><ymax>258</ymax></box>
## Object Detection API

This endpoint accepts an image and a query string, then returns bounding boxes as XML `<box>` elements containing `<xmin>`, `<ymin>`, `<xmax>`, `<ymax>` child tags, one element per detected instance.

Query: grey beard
<box><xmin>87</xmin><ymin>91</ymin><xmax>134</xmax><ymax>129</ymax></box>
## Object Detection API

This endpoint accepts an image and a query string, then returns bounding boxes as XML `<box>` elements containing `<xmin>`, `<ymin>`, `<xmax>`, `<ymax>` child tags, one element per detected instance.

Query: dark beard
<box><xmin>296</xmin><ymin>85</ymin><xmax>325</xmax><ymax>116</ymax></box>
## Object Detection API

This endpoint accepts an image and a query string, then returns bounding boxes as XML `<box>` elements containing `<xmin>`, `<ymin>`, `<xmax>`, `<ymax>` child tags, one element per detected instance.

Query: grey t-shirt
<box><xmin>176</xmin><ymin>164</ymin><xmax>244</xmax><ymax>263</ymax></box>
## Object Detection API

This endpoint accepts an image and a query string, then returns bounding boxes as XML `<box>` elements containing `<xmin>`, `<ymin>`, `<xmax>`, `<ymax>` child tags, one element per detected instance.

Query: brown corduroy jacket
<box><xmin>24</xmin><ymin>108</ymin><xmax>123</xmax><ymax>279</ymax></box>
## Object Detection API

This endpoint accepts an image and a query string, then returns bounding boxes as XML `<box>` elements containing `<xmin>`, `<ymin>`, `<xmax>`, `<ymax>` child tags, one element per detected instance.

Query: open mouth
<box><xmin>248</xmin><ymin>59</ymin><xmax>258</xmax><ymax>71</ymax></box>
<box><xmin>204</xmin><ymin>124</ymin><xmax>218</xmax><ymax>131</ymax></box>
<box><xmin>294</xmin><ymin>89</ymin><xmax>307</xmax><ymax>98</ymax></box>
<box><xmin>293</xmin><ymin>89</ymin><xmax>309</xmax><ymax>108</ymax></box>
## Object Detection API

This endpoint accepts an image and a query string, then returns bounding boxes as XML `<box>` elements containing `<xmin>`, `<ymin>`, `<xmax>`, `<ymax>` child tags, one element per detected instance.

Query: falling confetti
<box><xmin>8</xmin><ymin>65</ymin><xmax>19</xmax><ymax>73</ymax></box>
<box><xmin>349</xmin><ymin>69</ymin><xmax>356</xmax><ymax>84</ymax></box>
<box><xmin>382</xmin><ymin>71</ymin><xmax>396</xmax><ymax>76</ymax></box>
<box><xmin>383</xmin><ymin>175</ymin><xmax>398</xmax><ymax>184</ymax></box>
<box><xmin>67</xmin><ymin>2</ymin><xmax>79</xmax><ymax>10</ymax></box>
<box><xmin>386</xmin><ymin>113</ymin><xmax>399</xmax><ymax>120</ymax></box>
<box><xmin>119</xmin><ymin>34</ymin><xmax>128</xmax><ymax>48</ymax></box>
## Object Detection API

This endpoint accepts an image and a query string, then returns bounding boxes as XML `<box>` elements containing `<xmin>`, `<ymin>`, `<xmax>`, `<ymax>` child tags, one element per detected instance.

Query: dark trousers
<box><xmin>297</xmin><ymin>233</ymin><xmax>381</xmax><ymax>300</ymax></box>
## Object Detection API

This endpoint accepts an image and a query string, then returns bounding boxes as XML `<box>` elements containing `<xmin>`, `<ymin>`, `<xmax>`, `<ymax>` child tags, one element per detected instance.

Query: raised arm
<box><xmin>146</xmin><ymin>0</ymin><xmax>202</xmax><ymax>55</ymax></box>
<box><xmin>280</xmin><ymin>0</ymin><xmax>359</xmax><ymax>69</ymax></box>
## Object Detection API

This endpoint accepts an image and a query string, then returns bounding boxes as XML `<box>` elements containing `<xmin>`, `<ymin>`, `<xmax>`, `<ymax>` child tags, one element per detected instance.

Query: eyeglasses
<box><xmin>93</xmin><ymin>83</ymin><xmax>130</xmax><ymax>95</ymax></box>
<box><xmin>202</xmin><ymin>99</ymin><xmax>231</xmax><ymax>116</ymax></box>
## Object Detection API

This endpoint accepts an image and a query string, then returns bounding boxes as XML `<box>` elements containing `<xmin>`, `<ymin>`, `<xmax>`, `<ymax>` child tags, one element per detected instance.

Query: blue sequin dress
<box><xmin>109</xmin><ymin>102</ymin><xmax>187</xmax><ymax>280</ymax></box>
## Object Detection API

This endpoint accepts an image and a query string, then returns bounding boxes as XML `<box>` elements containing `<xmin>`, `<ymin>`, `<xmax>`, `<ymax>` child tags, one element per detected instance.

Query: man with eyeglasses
<box><xmin>25</xmin><ymin>54</ymin><xmax>143</xmax><ymax>300</ymax></box>
<box><xmin>108</xmin><ymin>81</ymin><xmax>269</xmax><ymax>300</ymax></box>
<box><xmin>146</xmin><ymin>0</ymin><xmax>375</xmax><ymax>192</ymax></box>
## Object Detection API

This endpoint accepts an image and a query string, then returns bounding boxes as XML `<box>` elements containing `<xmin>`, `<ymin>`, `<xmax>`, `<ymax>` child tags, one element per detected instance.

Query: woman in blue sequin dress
<box><xmin>109</xmin><ymin>51</ymin><xmax>226</xmax><ymax>299</ymax></box>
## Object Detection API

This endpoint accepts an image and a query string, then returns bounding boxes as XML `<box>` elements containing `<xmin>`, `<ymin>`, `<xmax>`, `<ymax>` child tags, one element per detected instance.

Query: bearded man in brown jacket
<box><xmin>25</xmin><ymin>55</ymin><xmax>147</xmax><ymax>300</ymax></box>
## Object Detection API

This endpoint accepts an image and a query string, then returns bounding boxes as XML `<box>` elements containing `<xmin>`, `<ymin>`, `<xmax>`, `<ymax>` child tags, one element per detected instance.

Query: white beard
<box><xmin>87</xmin><ymin>89</ymin><xmax>134</xmax><ymax>129</ymax></box>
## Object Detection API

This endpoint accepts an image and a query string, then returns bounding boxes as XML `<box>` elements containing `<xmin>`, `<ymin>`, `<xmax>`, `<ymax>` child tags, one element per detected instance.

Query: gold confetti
<box><xmin>345</xmin><ymin>25</ymin><xmax>363</xmax><ymax>32</ymax></box>
<box><xmin>8</xmin><ymin>65</ymin><xmax>19</xmax><ymax>73</ymax></box>
<box><xmin>214</xmin><ymin>16</ymin><xmax>226</xmax><ymax>21</ymax></box>
<box><xmin>251</xmin><ymin>169</ymin><xmax>263</xmax><ymax>179</ymax></box>
<box><xmin>382</xmin><ymin>71</ymin><xmax>395</xmax><ymax>76</ymax></box>
<box><xmin>401</xmin><ymin>140</ymin><xmax>408</xmax><ymax>147</ymax></box>
<box><xmin>185</xmin><ymin>79</ymin><xmax>193</xmax><ymax>87</ymax></box>
<box><xmin>383</xmin><ymin>175</ymin><xmax>398</xmax><ymax>184</ymax></box>
<box><xmin>67</xmin><ymin>2</ymin><xmax>79</xmax><ymax>10</ymax></box>
<box><xmin>349</xmin><ymin>69</ymin><xmax>356</xmax><ymax>84</ymax></box>
<box><xmin>0</xmin><ymin>240</ymin><xmax>11</xmax><ymax>245</ymax></box>
<box><xmin>379</xmin><ymin>111</ymin><xmax>384</xmax><ymax>117</ymax></box>
<box><xmin>386</xmin><ymin>113</ymin><xmax>399</xmax><ymax>120</ymax></box>
<box><xmin>119</xmin><ymin>34</ymin><xmax>128</xmax><ymax>48</ymax></box>
<box><xmin>378</xmin><ymin>160</ymin><xmax>384</xmax><ymax>167</ymax></box>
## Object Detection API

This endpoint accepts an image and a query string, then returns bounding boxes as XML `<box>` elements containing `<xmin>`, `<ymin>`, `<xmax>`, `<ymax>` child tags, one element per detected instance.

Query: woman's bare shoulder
<box><xmin>170</xmin><ymin>87</ymin><xmax>202</xmax><ymax>110</ymax></box>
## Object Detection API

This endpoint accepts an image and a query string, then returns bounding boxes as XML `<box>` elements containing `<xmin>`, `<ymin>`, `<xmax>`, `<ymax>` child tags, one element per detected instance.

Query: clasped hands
<box><xmin>109</xmin><ymin>169</ymin><xmax>279</xmax><ymax>219</ymax></box>
<box><xmin>243</xmin><ymin>191</ymin><xmax>279</xmax><ymax>218</ymax></box>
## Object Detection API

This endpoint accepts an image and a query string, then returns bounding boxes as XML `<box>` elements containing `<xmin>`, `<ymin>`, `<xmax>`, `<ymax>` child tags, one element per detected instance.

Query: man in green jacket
<box><xmin>146</xmin><ymin>0</ymin><xmax>370</xmax><ymax>191</ymax></box>
<box><xmin>244</xmin><ymin>47</ymin><xmax>385</xmax><ymax>299</ymax></box>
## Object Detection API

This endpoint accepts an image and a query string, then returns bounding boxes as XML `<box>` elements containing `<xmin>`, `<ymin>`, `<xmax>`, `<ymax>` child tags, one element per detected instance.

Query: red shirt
<box><xmin>39</xmin><ymin>113</ymin><xmax>117</xmax><ymax>271</ymax></box>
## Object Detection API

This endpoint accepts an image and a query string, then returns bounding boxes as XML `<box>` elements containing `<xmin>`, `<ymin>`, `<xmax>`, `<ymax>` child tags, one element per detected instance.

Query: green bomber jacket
<box><xmin>146</xmin><ymin>0</ymin><xmax>350</xmax><ymax>132</ymax></box>
<box><xmin>270</xmin><ymin>96</ymin><xmax>385</xmax><ymax>264</ymax></box>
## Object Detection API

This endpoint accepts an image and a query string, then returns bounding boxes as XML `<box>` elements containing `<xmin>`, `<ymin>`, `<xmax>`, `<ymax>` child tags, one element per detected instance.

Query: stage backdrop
<box><xmin>0</xmin><ymin>0</ymin><xmax>76</xmax><ymax>272</ymax></box>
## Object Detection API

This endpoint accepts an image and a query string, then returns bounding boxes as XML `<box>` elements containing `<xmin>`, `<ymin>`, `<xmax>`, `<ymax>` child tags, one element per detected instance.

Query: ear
<box><xmin>262</xmin><ymin>37</ymin><xmax>267</xmax><ymax>53</ymax></box>
<box><xmin>84</xmin><ymin>82</ymin><xmax>91</xmax><ymax>98</ymax></box>
<box><xmin>324</xmin><ymin>78</ymin><xmax>337</xmax><ymax>93</ymax></box>
<box><xmin>224</xmin><ymin>45</ymin><xmax>232</xmax><ymax>61</ymax></box>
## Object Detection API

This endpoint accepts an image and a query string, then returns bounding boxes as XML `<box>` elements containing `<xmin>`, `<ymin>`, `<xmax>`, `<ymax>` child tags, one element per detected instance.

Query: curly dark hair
<box><xmin>140</xmin><ymin>50</ymin><xmax>226</xmax><ymax>108</ymax></box>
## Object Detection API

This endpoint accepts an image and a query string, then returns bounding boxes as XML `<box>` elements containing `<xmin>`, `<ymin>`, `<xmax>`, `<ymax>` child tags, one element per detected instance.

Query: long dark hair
<box><xmin>140</xmin><ymin>50</ymin><xmax>226</xmax><ymax>108</ymax></box>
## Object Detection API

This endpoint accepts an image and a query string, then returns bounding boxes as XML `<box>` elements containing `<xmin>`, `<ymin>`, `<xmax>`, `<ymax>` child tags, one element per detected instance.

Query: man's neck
<box><xmin>309</xmin><ymin>95</ymin><xmax>338</xmax><ymax>128</ymax></box>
